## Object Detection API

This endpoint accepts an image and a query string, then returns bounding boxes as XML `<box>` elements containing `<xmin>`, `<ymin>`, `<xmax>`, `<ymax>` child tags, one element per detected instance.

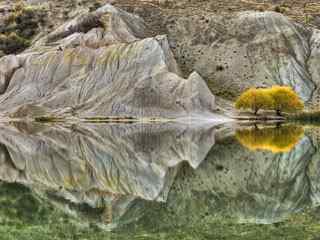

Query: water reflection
<box><xmin>235</xmin><ymin>125</ymin><xmax>304</xmax><ymax>153</ymax></box>
<box><xmin>0</xmin><ymin>122</ymin><xmax>320</xmax><ymax>234</ymax></box>
<box><xmin>170</xmin><ymin>130</ymin><xmax>314</xmax><ymax>225</ymax></box>
<box><xmin>0</xmin><ymin>121</ymin><xmax>217</xmax><ymax>228</ymax></box>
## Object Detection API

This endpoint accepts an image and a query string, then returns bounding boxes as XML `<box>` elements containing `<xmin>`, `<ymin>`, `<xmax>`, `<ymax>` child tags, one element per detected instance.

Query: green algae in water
<box><xmin>0</xmin><ymin>184</ymin><xmax>320</xmax><ymax>240</ymax></box>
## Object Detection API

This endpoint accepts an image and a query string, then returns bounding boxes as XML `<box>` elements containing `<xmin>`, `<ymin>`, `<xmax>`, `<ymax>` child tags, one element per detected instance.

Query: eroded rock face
<box><xmin>0</xmin><ymin>4</ymin><xmax>218</xmax><ymax>120</ymax></box>
<box><xmin>2</xmin><ymin>2</ymin><xmax>320</xmax><ymax>110</ymax></box>
<box><xmin>165</xmin><ymin>11</ymin><xmax>320</xmax><ymax>106</ymax></box>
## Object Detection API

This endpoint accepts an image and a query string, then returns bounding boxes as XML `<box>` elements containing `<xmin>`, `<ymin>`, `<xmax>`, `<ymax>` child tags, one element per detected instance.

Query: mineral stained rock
<box><xmin>2</xmin><ymin>2</ymin><xmax>320</xmax><ymax>111</ymax></box>
<box><xmin>0</xmin><ymin>4</ymin><xmax>219</xmax><ymax>120</ymax></box>
<box><xmin>165</xmin><ymin>11</ymin><xmax>320</xmax><ymax>107</ymax></box>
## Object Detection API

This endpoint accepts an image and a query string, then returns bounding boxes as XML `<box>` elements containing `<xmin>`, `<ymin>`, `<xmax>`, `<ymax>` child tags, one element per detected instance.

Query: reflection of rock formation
<box><xmin>235</xmin><ymin>125</ymin><xmax>304</xmax><ymax>153</ymax></box>
<box><xmin>1</xmin><ymin>123</ymin><xmax>320</xmax><ymax>231</ymax></box>
<box><xmin>150</xmin><ymin>131</ymin><xmax>316</xmax><ymax>226</ymax></box>
<box><xmin>0</xmin><ymin>4</ymin><xmax>219</xmax><ymax>120</ymax></box>
<box><xmin>0</xmin><ymin>122</ymin><xmax>217</xmax><ymax>201</ymax></box>
<box><xmin>305</xmin><ymin>128</ymin><xmax>320</xmax><ymax>208</ymax></box>
<box><xmin>0</xmin><ymin>121</ymin><xmax>217</xmax><ymax>227</ymax></box>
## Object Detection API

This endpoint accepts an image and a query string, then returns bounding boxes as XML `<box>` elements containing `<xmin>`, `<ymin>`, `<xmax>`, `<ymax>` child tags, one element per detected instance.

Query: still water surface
<box><xmin>0</xmin><ymin>122</ymin><xmax>320</xmax><ymax>239</ymax></box>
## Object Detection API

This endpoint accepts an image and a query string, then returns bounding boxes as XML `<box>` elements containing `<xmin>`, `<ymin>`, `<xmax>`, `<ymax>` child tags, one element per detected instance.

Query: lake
<box><xmin>0</xmin><ymin>121</ymin><xmax>320</xmax><ymax>240</ymax></box>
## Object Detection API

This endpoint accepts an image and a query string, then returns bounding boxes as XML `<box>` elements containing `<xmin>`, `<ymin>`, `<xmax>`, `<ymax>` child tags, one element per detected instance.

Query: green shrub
<box><xmin>0</xmin><ymin>33</ymin><xmax>30</xmax><ymax>54</ymax></box>
<box><xmin>290</xmin><ymin>111</ymin><xmax>320</xmax><ymax>123</ymax></box>
<box><xmin>0</xmin><ymin>2</ymin><xmax>47</xmax><ymax>54</ymax></box>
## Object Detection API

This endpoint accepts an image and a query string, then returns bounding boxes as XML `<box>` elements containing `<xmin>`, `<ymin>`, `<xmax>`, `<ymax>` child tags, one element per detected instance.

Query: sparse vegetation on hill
<box><xmin>0</xmin><ymin>32</ymin><xmax>30</xmax><ymax>54</ymax></box>
<box><xmin>0</xmin><ymin>1</ymin><xmax>47</xmax><ymax>54</ymax></box>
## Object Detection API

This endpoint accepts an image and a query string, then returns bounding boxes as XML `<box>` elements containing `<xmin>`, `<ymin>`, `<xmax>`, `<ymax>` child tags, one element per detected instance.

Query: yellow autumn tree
<box><xmin>267</xmin><ymin>86</ymin><xmax>304</xmax><ymax>115</ymax></box>
<box><xmin>235</xmin><ymin>88</ymin><xmax>274</xmax><ymax>115</ymax></box>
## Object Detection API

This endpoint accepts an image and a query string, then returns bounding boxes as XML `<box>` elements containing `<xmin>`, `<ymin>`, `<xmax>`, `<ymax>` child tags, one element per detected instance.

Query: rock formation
<box><xmin>1</xmin><ymin>2</ymin><xmax>320</xmax><ymax>237</ymax></box>
<box><xmin>0</xmin><ymin>4</ymin><xmax>220</xmax><ymax>120</ymax></box>
<box><xmin>165</xmin><ymin>11</ymin><xmax>320</xmax><ymax>107</ymax></box>
<box><xmin>2</xmin><ymin>2</ymin><xmax>320</xmax><ymax>110</ymax></box>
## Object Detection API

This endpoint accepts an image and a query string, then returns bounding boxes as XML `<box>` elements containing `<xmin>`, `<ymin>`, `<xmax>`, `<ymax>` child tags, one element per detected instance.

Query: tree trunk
<box><xmin>276</xmin><ymin>109</ymin><xmax>282</xmax><ymax>116</ymax></box>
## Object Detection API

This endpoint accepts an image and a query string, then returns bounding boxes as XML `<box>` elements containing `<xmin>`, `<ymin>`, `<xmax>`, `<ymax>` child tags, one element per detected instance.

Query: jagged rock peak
<box><xmin>0</xmin><ymin>4</ymin><xmax>220</xmax><ymax>121</ymax></box>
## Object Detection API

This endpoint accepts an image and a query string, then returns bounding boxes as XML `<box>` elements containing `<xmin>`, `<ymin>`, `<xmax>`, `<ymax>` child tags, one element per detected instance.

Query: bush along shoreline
<box><xmin>288</xmin><ymin>111</ymin><xmax>320</xmax><ymax>123</ymax></box>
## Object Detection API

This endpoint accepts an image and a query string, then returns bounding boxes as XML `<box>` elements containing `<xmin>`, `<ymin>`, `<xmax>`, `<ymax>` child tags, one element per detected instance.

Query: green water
<box><xmin>0</xmin><ymin>122</ymin><xmax>320</xmax><ymax>240</ymax></box>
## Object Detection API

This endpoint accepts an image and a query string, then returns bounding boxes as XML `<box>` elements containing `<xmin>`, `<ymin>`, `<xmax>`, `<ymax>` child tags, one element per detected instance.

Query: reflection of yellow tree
<box><xmin>236</xmin><ymin>125</ymin><xmax>304</xmax><ymax>153</ymax></box>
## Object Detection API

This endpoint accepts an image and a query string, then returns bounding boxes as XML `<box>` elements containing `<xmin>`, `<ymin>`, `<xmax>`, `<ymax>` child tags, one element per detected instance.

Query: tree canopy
<box><xmin>267</xmin><ymin>86</ymin><xmax>304</xmax><ymax>115</ymax></box>
<box><xmin>235</xmin><ymin>88</ymin><xmax>274</xmax><ymax>115</ymax></box>
<box><xmin>235</xmin><ymin>86</ymin><xmax>304</xmax><ymax>115</ymax></box>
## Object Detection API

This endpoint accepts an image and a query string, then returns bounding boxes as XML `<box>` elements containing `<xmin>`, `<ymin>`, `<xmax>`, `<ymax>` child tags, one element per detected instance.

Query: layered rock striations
<box><xmin>2</xmin><ymin>2</ymin><xmax>320</xmax><ymax>110</ymax></box>
<box><xmin>1</xmin><ymin>1</ymin><xmax>320</xmax><ymax>232</ymax></box>
<box><xmin>0</xmin><ymin>4</ymin><xmax>218</xmax><ymax>120</ymax></box>
<box><xmin>165</xmin><ymin>11</ymin><xmax>320</xmax><ymax>107</ymax></box>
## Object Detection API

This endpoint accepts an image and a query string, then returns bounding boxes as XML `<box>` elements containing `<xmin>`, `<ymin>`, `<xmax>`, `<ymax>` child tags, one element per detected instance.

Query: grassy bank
<box><xmin>288</xmin><ymin>111</ymin><xmax>320</xmax><ymax>123</ymax></box>
<box><xmin>234</xmin><ymin>110</ymin><xmax>320</xmax><ymax>122</ymax></box>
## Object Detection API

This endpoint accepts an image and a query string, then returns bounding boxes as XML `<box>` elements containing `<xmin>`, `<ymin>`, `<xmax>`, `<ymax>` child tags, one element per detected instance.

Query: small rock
<box><xmin>159</xmin><ymin>0</ymin><xmax>171</xmax><ymax>7</ymax></box>
<box><xmin>26</xmin><ymin>0</ymin><xmax>48</xmax><ymax>5</ymax></box>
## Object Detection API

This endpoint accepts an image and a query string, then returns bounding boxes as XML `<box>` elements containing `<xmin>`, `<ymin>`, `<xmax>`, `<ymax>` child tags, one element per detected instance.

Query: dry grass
<box><xmin>290</xmin><ymin>111</ymin><xmax>320</xmax><ymax>122</ymax></box>
<box><xmin>115</xmin><ymin>0</ymin><xmax>320</xmax><ymax>28</ymax></box>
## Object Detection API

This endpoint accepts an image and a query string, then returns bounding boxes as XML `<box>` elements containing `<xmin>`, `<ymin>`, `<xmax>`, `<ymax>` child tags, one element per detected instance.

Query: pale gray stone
<box><xmin>0</xmin><ymin>4</ymin><xmax>220</xmax><ymax>121</ymax></box>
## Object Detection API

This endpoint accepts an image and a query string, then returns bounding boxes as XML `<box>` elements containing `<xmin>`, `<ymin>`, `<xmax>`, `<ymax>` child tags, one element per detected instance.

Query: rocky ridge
<box><xmin>0</xmin><ymin>4</ymin><xmax>220</xmax><ymax>120</ymax></box>
<box><xmin>1</xmin><ymin>1</ymin><xmax>320</xmax><ymax>113</ymax></box>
